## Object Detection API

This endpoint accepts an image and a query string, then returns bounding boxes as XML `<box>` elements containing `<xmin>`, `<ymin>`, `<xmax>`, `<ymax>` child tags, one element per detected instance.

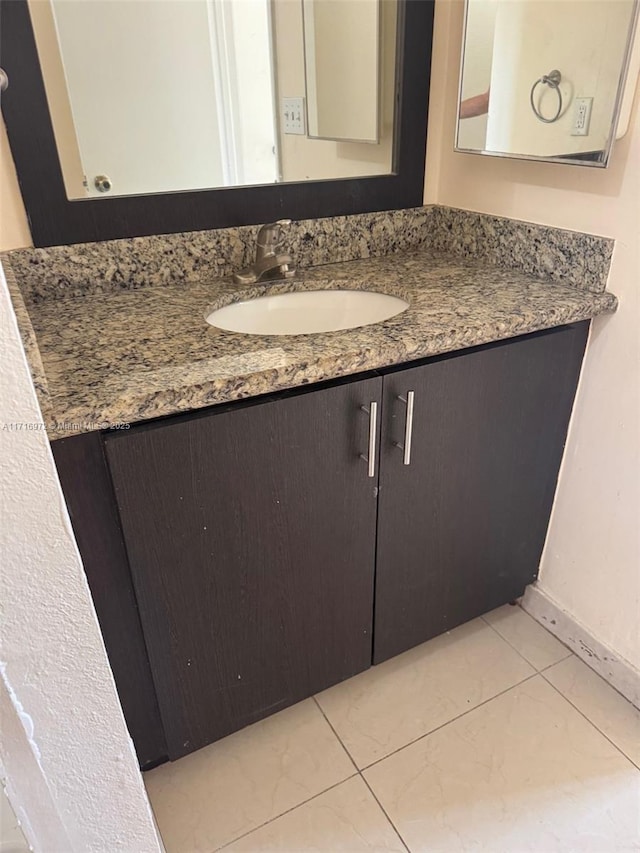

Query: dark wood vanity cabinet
<box><xmin>374</xmin><ymin>324</ymin><xmax>589</xmax><ymax>663</ymax></box>
<box><xmin>52</xmin><ymin>323</ymin><xmax>588</xmax><ymax>766</ymax></box>
<box><xmin>103</xmin><ymin>378</ymin><xmax>382</xmax><ymax>760</ymax></box>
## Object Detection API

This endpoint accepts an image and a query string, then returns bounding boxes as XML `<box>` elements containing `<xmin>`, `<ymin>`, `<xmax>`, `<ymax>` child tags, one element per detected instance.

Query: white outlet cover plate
<box><xmin>571</xmin><ymin>97</ymin><xmax>593</xmax><ymax>136</ymax></box>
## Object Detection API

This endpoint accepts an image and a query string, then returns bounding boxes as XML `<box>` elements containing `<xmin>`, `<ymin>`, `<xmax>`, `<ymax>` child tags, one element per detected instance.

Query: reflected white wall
<box><xmin>458</xmin><ymin>0</ymin><xmax>498</xmax><ymax>150</ymax></box>
<box><xmin>486</xmin><ymin>0</ymin><xmax>635</xmax><ymax>157</ymax></box>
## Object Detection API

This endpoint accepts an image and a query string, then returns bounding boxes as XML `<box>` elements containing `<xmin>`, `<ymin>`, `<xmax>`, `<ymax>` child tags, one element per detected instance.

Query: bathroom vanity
<box><xmin>0</xmin><ymin>0</ymin><xmax>634</xmax><ymax>799</ymax></box>
<box><xmin>51</xmin><ymin>320</ymin><xmax>587</xmax><ymax>766</ymax></box>
<box><xmin>2</xmin><ymin>206</ymin><xmax>617</xmax><ymax>769</ymax></box>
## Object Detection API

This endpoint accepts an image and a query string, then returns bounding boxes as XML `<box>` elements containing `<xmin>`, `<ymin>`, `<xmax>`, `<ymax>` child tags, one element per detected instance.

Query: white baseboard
<box><xmin>521</xmin><ymin>585</ymin><xmax>640</xmax><ymax>709</ymax></box>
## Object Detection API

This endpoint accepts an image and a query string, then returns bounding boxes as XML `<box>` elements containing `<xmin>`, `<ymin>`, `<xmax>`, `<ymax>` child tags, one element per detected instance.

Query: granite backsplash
<box><xmin>2</xmin><ymin>205</ymin><xmax>614</xmax><ymax>305</ymax></box>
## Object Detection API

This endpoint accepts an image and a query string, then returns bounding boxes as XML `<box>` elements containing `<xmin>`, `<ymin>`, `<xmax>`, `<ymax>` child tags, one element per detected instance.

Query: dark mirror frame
<box><xmin>1</xmin><ymin>0</ymin><xmax>434</xmax><ymax>248</ymax></box>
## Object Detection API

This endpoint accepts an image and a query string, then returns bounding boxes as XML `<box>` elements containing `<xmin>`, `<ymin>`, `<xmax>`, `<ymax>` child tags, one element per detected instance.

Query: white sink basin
<box><xmin>206</xmin><ymin>289</ymin><xmax>409</xmax><ymax>335</ymax></box>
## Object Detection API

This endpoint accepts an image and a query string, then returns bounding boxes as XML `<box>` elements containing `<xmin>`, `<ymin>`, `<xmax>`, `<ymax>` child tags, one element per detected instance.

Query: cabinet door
<box><xmin>374</xmin><ymin>324</ymin><xmax>588</xmax><ymax>664</ymax></box>
<box><xmin>105</xmin><ymin>377</ymin><xmax>381</xmax><ymax>759</ymax></box>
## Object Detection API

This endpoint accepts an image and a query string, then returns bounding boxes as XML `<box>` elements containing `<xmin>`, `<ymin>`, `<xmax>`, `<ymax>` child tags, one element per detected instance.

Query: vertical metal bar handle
<box><xmin>399</xmin><ymin>391</ymin><xmax>415</xmax><ymax>466</ymax></box>
<box><xmin>360</xmin><ymin>402</ymin><xmax>378</xmax><ymax>478</ymax></box>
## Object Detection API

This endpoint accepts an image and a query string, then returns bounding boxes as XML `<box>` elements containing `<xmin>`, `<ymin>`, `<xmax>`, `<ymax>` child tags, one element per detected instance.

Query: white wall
<box><xmin>426</xmin><ymin>0</ymin><xmax>640</xmax><ymax>670</ymax></box>
<box><xmin>487</xmin><ymin>0</ymin><xmax>635</xmax><ymax>157</ymax></box>
<box><xmin>0</xmin><ymin>266</ymin><xmax>162</xmax><ymax>851</ymax></box>
<box><xmin>29</xmin><ymin>0</ymin><xmax>278</xmax><ymax>196</ymax></box>
<box><xmin>457</xmin><ymin>0</ymin><xmax>497</xmax><ymax>150</ymax></box>
<box><xmin>214</xmin><ymin>0</ymin><xmax>278</xmax><ymax>186</ymax></box>
<box><xmin>49</xmin><ymin>0</ymin><xmax>226</xmax><ymax>196</ymax></box>
<box><xmin>0</xmin><ymin>785</ymin><xmax>29</xmax><ymax>852</ymax></box>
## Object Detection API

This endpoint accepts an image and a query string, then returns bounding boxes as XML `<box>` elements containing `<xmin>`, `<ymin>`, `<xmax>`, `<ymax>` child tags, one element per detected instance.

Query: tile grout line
<box><xmin>482</xmin><ymin>607</ymin><xmax>640</xmax><ymax>767</ymax></box>
<box><xmin>483</xmin><ymin>602</ymin><xmax>639</xmax><ymax>767</ymax></box>
<box><xmin>538</xmin><ymin>670</ymin><xmax>640</xmax><ymax>773</ymax></box>
<box><xmin>210</xmin><ymin>664</ymin><xmax>640</xmax><ymax>853</ymax></box>
<box><xmin>480</xmin><ymin>611</ymin><xmax>573</xmax><ymax>673</ymax></box>
<box><xmin>312</xmin><ymin>696</ymin><xmax>411</xmax><ymax>853</ymax></box>
<box><xmin>213</xmin><ymin>773</ymin><xmax>360</xmax><ymax>852</ymax></box>
<box><xmin>484</xmin><ymin>602</ymin><xmax>588</xmax><ymax>664</ymax></box>
<box><xmin>198</xmin><ymin>633</ymin><xmax>539</xmax><ymax>853</ymax></box>
<box><xmin>214</xmin><ymin>691</ymin><xmax>390</xmax><ymax>852</ymax></box>
<box><xmin>211</xmin><ymin>611</ymin><xmax>595</xmax><ymax>852</ymax></box>
<box><xmin>312</xmin><ymin>695</ymin><xmax>360</xmax><ymax>774</ymax></box>
<box><xmin>213</xmin><ymin>698</ymin><xmax>364</xmax><ymax>850</ymax></box>
<box><xmin>538</xmin><ymin>656</ymin><xmax>574</xmax><ymax>674</ymax></box>
<box><xmin>359</xmin><ymin>774</ymin><xmax>412</xmax><ymax>853</ymax></box>
<box><xmin>360</xmin><ymin>671</ymin><xmax>540</xmax><ymax>772</ymax></box>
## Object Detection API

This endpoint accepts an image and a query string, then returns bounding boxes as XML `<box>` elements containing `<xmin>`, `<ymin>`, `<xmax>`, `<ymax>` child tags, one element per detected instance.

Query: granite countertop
<box><xmin>22</xmin><ymin>248</ymin><xmax>617</xmax><ymax>440</ymax></box>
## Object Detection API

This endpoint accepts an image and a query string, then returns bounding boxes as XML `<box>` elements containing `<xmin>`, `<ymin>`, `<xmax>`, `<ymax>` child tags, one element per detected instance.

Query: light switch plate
<box><xmin>282</xmin><ymin>97</ymin><xmax>305</xmax><ymax>135</ymax></box>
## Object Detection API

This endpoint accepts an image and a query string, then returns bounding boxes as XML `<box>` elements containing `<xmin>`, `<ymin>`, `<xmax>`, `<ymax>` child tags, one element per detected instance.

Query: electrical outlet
<box><xmin>571</xmin><ymin>97</ymin><xmax>593</xmax><ymax>136</ymax></box>
<box><xmin>282</xmin><ymin>97</ymin><xmax>305</xmax><ymax>135</ymax></box>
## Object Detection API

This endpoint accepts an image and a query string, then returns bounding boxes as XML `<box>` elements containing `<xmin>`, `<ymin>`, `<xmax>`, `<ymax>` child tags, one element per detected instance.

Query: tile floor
<box><xmin>145</xmin><ymin>605</ymin><xmax>640</xmax><ymax>853</ymax></box>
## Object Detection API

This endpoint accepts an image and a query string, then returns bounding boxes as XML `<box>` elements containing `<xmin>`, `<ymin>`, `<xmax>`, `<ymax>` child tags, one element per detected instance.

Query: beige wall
<box><xmin>426</xmin><ymin>0</ymin><xmax>640</xmax><ymax>669</ymax></box>
<box><xmin>28</xmin><ymin>0</ymin><xmax>86</xmax><ymax>199</ymax></box>
<box><xmin>0</xmin><ymin>122</ymin><xmax>31</xmax><ymax>250</ymax></box>
<box><xmin>305</xmin><ymin>0</ymin><xmax>379</xmax><ymax>141</ymax></box>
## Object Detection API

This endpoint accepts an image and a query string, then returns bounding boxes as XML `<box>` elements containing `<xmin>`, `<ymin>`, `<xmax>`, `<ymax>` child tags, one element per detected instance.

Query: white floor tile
<box><xmin>484</xmin><ymin>603</ymin><xmax>572</xmax><ymax>670</ymax></box>
<box><xmin>144</xmin><ymin>699</ymin><xmax>355</xmax><ymax>853</ymax></box>
<box><xmin>316</xmin><ymin>618</ymin><xmax>534</xmax><ymax>768</ymax></box>
<box><xmin>364</xmin><ymin>676</ymin><xmax>640</xmax><ymax>853</ymax></box>
<box><xmin>225</xmin><ymin>776</ymin><xmax>405</xmax><ymax>852</ymax></box>
<box><xmin>545</xmin><ymin>655</ymin><xmax>640</xmax><ymax>767</ymax></box>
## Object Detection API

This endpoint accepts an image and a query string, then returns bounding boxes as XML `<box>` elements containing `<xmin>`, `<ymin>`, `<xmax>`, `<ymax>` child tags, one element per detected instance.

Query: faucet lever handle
<box><xmin>256</xmin><ymin>219</ymin><xmax>292</xmax><ymax>252</ymax></box>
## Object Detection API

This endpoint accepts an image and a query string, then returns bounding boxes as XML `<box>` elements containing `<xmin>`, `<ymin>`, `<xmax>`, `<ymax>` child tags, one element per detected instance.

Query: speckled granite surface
<box><xmin>4</xmin><ymin>207</ymin><xmax>435</xmax><ymax>304</ymax></box>
<box><xmin>2</xmin><ymin>205</ymin><xmax>616</xmax><ymax>438</ymax></box>
<box><xmin>22</xmin><ymin>251</ymin><xmax>616</xmax><ymax>440</ymax></box>
<box><xmin>432</xmin><ymin>207</ymin><xmax>613</xmax><ymax>294</ymax></box>
<box><xmin>3</xmin><ymin>205</ymin><xmax>613</xmax><ymax>304</ymax></box>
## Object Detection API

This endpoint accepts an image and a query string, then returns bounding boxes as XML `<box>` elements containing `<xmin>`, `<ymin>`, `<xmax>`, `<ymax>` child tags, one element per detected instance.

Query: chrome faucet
<box><xmin>233</xmin><ymin>219</ymin><xmax>296</xmax><ymax>285</ymax></box>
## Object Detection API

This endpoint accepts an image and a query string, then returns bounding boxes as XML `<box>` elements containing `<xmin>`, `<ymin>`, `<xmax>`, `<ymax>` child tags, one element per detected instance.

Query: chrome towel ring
<box><xmin>530</xmin><ymin>69</ymin><xmax>563</xmax><ymax>123</ymax></box>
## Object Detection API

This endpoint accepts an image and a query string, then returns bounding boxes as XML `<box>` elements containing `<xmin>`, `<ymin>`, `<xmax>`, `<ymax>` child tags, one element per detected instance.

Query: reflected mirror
<box><xmin>28</xmin><ymin>0</ymin><xmax>398</xmax><ymax>199</ymax></box>
<box><xmin>456</xmin><ymin>0</ymin><xmax>638</xmax><ymax>166</ymax></box>
<box><xmin>303</xmin><ymin>0</ymin><xmax>382</xmax><ymax>142</ymax></box>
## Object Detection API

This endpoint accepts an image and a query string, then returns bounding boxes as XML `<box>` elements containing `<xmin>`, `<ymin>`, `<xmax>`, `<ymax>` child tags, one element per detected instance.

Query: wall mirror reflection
<box><xmin>303</xmin><ymin>0</ymin><xmax>383</xmax><ymax>142</ymax></box>
<box><xmin>457</xmin><ymin>0</ymin><xmax>638</xmax><ymax>166</ymax></box>
<box><xmin>30</xmin><ymin>0</ymin><xmax>397</xmax><ymax>200</ymax></box>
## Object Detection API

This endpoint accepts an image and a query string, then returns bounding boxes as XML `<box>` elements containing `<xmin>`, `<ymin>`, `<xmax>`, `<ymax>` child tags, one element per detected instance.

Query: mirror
<box><xmin>456</xmin><ymin>0</ymin><xmax>639</xmax><ymax>166</ymax></box>
<box><xmin>28</xmin><ymin>0</ymin><xmax>397</xmax><ymax>199</ymax></box>
<box><xmin>1</xmin><ymin>0</ymin><xmax>434</xmax><ymax>246</ymax></box>
<box><xmin>303</xmin><ymin>0</ymin><xmax>382</xmax><ymax>143</ymax></box>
